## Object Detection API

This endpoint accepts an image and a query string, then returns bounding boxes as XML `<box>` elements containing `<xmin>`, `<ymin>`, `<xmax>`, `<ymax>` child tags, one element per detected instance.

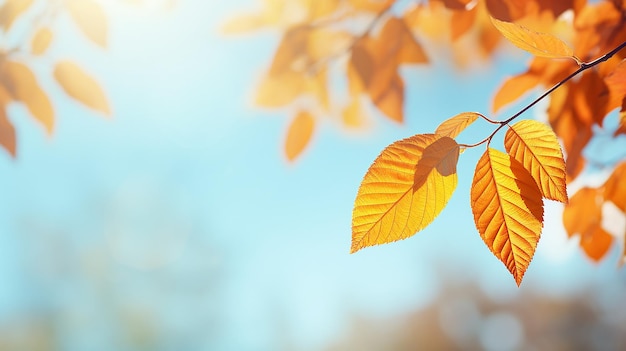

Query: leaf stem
<box><xmin>460</xmin><ymin>40</ymin><xmax>626</xmax><ymax>149</ymax></box>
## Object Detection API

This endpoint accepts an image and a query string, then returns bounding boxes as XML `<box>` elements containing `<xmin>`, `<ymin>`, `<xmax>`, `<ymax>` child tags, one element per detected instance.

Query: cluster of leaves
<box><xmin>0</xmin><ymin>0</ymin><xmax>120</xmax><ymax>157</ymax></box>
<box><xmin>228</xmin><ymin>0</ymin><xmax>626</xmax><ymax>285</ymax></box>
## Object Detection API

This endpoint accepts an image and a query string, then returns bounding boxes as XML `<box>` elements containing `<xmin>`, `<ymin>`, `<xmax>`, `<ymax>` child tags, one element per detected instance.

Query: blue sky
<box><xmin>0</xmin><ymin>1</ymin><xmax>625</xmax><ymax>350</ymax></box>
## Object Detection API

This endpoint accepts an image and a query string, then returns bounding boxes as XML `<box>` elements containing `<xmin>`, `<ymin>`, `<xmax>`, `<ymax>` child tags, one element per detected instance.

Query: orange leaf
<box><xmin>604</xmin><ymin>162</ymin><xmax>626</xmax><ymax>213</ymax></box>
<box><xmin>342</xmin><ymin>97</ymin><xmax>367</xmax><ymax>129</ymax></box>
<box><xmin>352</xmin><ymin>134</ymin><xmax>460</xmax><ymax>253</ymax></box>
<box><xmin>471</xmin><ymin>148</ymin><xmax>544</xmax><ymax>286</ymax></box>
<box><xmin>492</xmin><ymin>72</ymin><xmax>540</xmax><ymax>113</ymax></box>
<box><xmin>373</xmin><ymin>74</ymin><xmax>404</xmax><ymax>123</ymax></box>
<box><xmin>31</xmin><ymin>27</ymin><xmax>53</xmax><ymax>55</ymax></box>
<box><xmin>0</xmin><ymin>0</ymin><xmax>33</xmax><ymax>31</ymax></box>
<box><xmin>65</xmin><ymin>0</ymin><xmax>108</xmax><ymax>48</ymax></box>
<box><xmin>0</xmin><ymin>60</ymin><xmax>54</xmax><ymax>133</ymax></box>
<box><xmin>255</xmin><ymin>70</ymin><xmax>304</xmax><ymax>108</ymax></box>
<box><xmin>581</xmin><ymin>226</ymin><xmax>613</xmax><ymax>262</ymax></box>
<box><xmin>490</xmin><ymin>17</ymin><xmax>578</xmax><ymax>62</ymax></box>
<box><xmin>450</xmin><ymin>7</ymin><xmax>477</xmax><ymax>41</ymax></box>
<box><xmin>285</xmin><ymin>111</ymin><xmax>315</xmax><ymax>161</ymax></box>
<box><xmin>504</xmin><ymin>120</ymin><xmax>568</xmax><ymax>203</ymax></box>
<box><xmin>563</xmin><ymin>187</ymin><xmax>602</xmax><ymax>238</ymax></box>
<box><xmin>0</xmin><ymin>108</ymin><xmax>16</xmax><ymax>157</ymax></box>
<box><xmin>349</xmin><ymin>0</ymin><xmax>393</xmax><ymax>12</ymax></box>
<box><xmin>54</xmin><ymin>61</ymin><xmax>111</xmax><ymax>116</ymax></box>
<box><xmin>435</xmin><ymin>112</ymin><xmax>480</xmax><ymax>139</ymax></box>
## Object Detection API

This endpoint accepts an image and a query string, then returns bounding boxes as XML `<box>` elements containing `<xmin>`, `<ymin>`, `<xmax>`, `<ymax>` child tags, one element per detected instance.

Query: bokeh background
<box><xmin>1</xmin><ymin>1</ymin><xmax>625</xmax><ymax>350</ymax></box>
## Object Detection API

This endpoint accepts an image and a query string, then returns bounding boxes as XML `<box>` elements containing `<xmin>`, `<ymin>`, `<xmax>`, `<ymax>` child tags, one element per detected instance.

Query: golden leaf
<box><xmin>54</xmin><ymin>61</ymin><xmax>111</xmax><ymax>116</ymax></box>
<box><xmin>349</xmin><ymin>0</ymin><xmax>393</xmax><ymax>12</ymax></box>
<box><xmin>492</xmin><ymin>73</ymin><xmax>540</xmax><ymax>113</ymax></box>
<box><xmin>471</xmin><ymin>148</ymin><xmax>544</xmax><ymax>286</ymax></box>
<box><xmin>352</xmin><ymin>134</ymin><xmax>460</xmax><ymax>253</ymax></box>
<box><xmin>342</xmin><ymin>97</ymin><xmax>367</xmax><ymax>129</ymax></box>
<box><xmin>490</xmin><ymin>17</ymin><xmax>578</xmax><ymax>62</ymax></box>
<box><xmin>65</xmin><ymin>0</ymin><xmax>108</xmax><ymax>48</ymax></box>
<box><xmin>0</xmin><ymin>0</ymin><xmax>33</xmax><ymax>31</ymax></box>
<box><xmin>255</xmin><ymin>69</ymin><xmax>304</xmax><ymax>108</ymax></box>
<box><xmin>31</xmin><ymin>27</ymin><xmax>53</xmax><ymax>56</ymax></box>
<box><xmin>505</xmin><ymin>120</ymin><xmax>568</xmax><ymax>203</ymax></box>
<box><xmin>435</xmin><ymin>112</ymin><xmax>480</xmax><ymax>138</ymax></box>
<box><xmin>285</xmin><ymin>110</ymin><xmax>315</xmax><ymax>161</ymax></box>
<box><xmin>373</xmin><ymin>74</ymin><xmax>404</xmax><ymax>123</ymax></box>
<box><xmin>0</xmin><ymin>60</ymin><xmax>54</xmax><ymax>133</ymax></box>
<box><xmin>603</xmin><ymin>162</ymin><xmax>626</xmax><ymax>212</ymax></box>
<box><xmin>0</xmin><ymin>86</ymin><xmax>16</xmax><ymax>157</ymax></box>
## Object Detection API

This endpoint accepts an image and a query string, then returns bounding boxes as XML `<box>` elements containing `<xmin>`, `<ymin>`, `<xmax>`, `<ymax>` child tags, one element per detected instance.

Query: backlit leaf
<box><xmin>65</xmin><ymin>0</ymin><xmax>108</xmax><ymax>48</ymax></box>
<box><xmin>0</xmin><ymin>0</ymin><xmax>33</xmax><ymax>31</ymax></box>
<box><xmin>31</xmin><ymin>27</ymin><xmax>53</xmax><ymax>55</ymax></box>
<box><xmin>0</xmin><ymin>60</ymin><xmax>54</xmax><ymax>133</ymax></box>
<box><xmin>352</xmin><ymin>134</ymin><xmax>460</xmax><ymax>253</ymax></box>
<box><xmin>285</xmin><ymin>110</ymin><xmax>314</xmax><ymax>161</ymax></box>
<box><xmin>505</xmin><ymin>120</ymin><xmax>568</xmax><ymax>203</ymax></box>
<box><xmin>490</xmin><ymin>17</ymin><xmax>577</xmax><ymax>62</ymax></box>
<box><xmin>581</xmin><ymin>226</ymin><xmax>613</xmax><ymax>262</ymax></box>
<box><xmin>604</xmin><ymin>162</ymin><xmax>626</xmax><ymax>212</ymax></box>
<box><xmin>373</xmin><ymin>74</ymin><xmax>403</xmax><ymax>123</ymax></box>
<box><xmin>54</xmin><ymin>61</ymin><xmax>111</xmax><ymax>116</ymax></box>
<box><xmin>0</xmin><ymin>86</ymin><xmax>16</xmax><ymax>157</ymax></box>
<box><xmin>435</xmin><ymin>112</ymin><xmax>480</xmax><ymax>138</ymax></box>
<box><xmin>563</xmin><ymin>187</ymin><xmax>601</xmax><ymax>238</ymax></box>
<box><xmin>471</xmin><ymin>148</ymin><xmax>544</xmax><ymax>286</ymax></box>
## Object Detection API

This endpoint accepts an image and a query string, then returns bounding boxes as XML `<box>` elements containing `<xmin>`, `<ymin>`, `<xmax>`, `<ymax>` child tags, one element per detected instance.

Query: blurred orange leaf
<box><xmin>65</xmin><ymin>0</ymin><xmax>108</xmax><ymax>48</ymax></box>
<box><xmin>31</xmin><ymin>27</ymin><xmax>53</xmax><ymax>55</ymax></box>
<box><xmin>0</xmin><ymin>0</ymin><xmax>33</xmax><ymax>31</ymax></box>
<box><xmin>563</xmin><ymin>187</ymin><xmax>602</xmax><ymax>238</ymax></box>
<box><xmin>285</xmin><ymin>110</ymin><xmax>315</xmax><ymax>161</ymax></box>
<box><xmin>352</xmin><ymin>134</ymin><xmax>459</xmax><ymax>253</ymax></box>
<box><xmin>435</xmin><ymin>112</ymin><xmax>480</xmax><ymax>138</ymax></box>
<box><xmin>504</xmin><ymin>120</ymin><xmax>568</xmax><ymax>203</ymax></box>
<box><xmin>471</xmin><ymin>148</ymin><xmax>544</xmax><ymax>285</ymax></box>
<box><xmin>603</xmin><ymin>162</ymin><xmax>626</xmax><ymax>213</ymax></box>
<box><xmin>493</xmin><ymin>72</ymin><xmax>540</xmax><ymax>113</ymax></box>
<box><xmin>490</xmin><ymin>17</ymin><xmax>578</xmax><ymax>62</ymax></box>
<box><xmin>54</xmin><ymin>61</ymin><xmax>110</xmax><ymax>116</ymax></box>
<box><xmin>580</xmin><ymin>226</ymin><xmax>613</xmax><ymax>262</ymax></box>
<box><xmin>0</xmin><ymin>60</ymin><xmax>54</xmax><ymax>133</ymax></box>
<box><xmin>0</xmin><ymin>87</ymin><xmax>16</xmax><ymax>157</ymax></box>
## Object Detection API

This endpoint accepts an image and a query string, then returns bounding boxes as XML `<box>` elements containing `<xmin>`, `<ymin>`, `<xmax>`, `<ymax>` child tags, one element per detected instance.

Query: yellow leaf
<box><xmin>0</xmin><ymin>60</ymin><xmax>54</xmax><ymax>133</ymax></box>
<box><xmin>435</xmin><ymin>112</ymin><xmax>480</xmax><ymax>138</ymax></box>
<box><xmin>490</xmin><ymin>17</ymin><xmax>578</xmax><ymax>62</ymax></box>
<box><xmin>563</xmin><ymin>187</ymin><xmax>602</xmax><ymax>238</ymax></box>
<box><xmin>349</xmin><ymin>0</ymin><xmax>393</xmax><ymax>12</ymax></box>
<box><xmin>0</xmin><ymin>86</ymin><xmax>16</xmax><ymax>157</ymax></box>
<box><xmin>471</xmin><ymin>148</ymin><xmax>544</xmax><ymax>286</ymax></box>
<box><xmin>492</xmin><ymin>72</ymin><xmax>540</xmax><ymax>113</ymax></box>
<box><xmin>505</xmin><ymin>120</ymin><xmax>568</xmax><ymax>203</ymax></box>
<box><xmin>603</xmin><ymin>162</ymin><xmax>626</xmax><ymax>212</ymax></box>
<box><xmin>255</xmin><ymin>69</ymin><xmax>304</xmax><ymax>108</ymax></box>
<box><xmin>285</xmin><ymin>110</ymin><xmax>315</xmax><ymax>162</ymax></box>
<box><xmin>0</xmin><ymin>0</ymin><xmax>33</xmax><ymax>31</ymax></box>
<box><xmin>31</xmin><ymin>27</ymin><xmax>53</xmax><ymax>55</ymax></box>
<box><xmin>54</xmin><ymin>61</ymin><xmax>111</xmax><ymax>116</ymax></box>
<box><xmin>352</xmin><ymin>134</ymin><xmax>460</xmax><ymax>253</ymax></box>
<box><xmin>342</xmin><ymin>97</ymin><xmax>367</xmax><ymax>129</ymax></box>
<box><xmin>65</xmin><ymin>0</ymin><xmax>108</xmax><ymax>48</ymax></box>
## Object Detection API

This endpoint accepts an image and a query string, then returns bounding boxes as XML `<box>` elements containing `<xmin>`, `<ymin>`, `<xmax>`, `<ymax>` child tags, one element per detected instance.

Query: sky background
<box><xmin>0</xmin><ymin>1</ymin><xmax>625</xmax><ymax>350</ymax></box>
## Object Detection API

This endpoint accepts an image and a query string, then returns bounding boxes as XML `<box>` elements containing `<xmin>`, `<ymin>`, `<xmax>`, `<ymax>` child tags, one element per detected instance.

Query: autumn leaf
<box><xmin>0</xmin><ymin>0</ymin><xmax>33</xmax><ymax>31</ymax></box>
<box><xmin>471</xmin><ymin>148</ymin><xmax>544</xmax><ymax>285</ymax></box>
<box><xmin>0</xmin><ymin>60</ymin><xmax>54</xmax><ymax>133</ymax></box>
<box><xmin>0</xmin><ymin>86</ymin><xmax>16</xmax><ymax>157</ymax></box>
<box><xmin>563</xmin><ymin>187</ymin><xmax>602</xmax><ymax>238</ymax></box>
<box><xmin>54</xmin><ymin>61</ymin><xmax>111</xmax><ymax>116</ymax></box>
<box><xmin>490</xmin><ymin>17</ymin><xmax>579</xmax><ymax>62</ymax></box>
<box><xmin>580</xmin><ymin>226</ymin><xmax>613</xmax><ymax>262</ymax></box>
<box><xmin>31</xmin><ymin>27</ymin><xmax>53</xmax><ymax>55</ymax></box>
<box><xmin>352</xmin><ymin>134</ymin><xmax>460</xmax><ymax>253</ymax></box>
<box><xmin>435</xmin><ymin>112</ymin><xmax>480</xmax><ymax>138</ymax></box>
<box><xmin>284</xmin><ymin>110</ymin><xmax>315</xmax><ymax>161</ymax></box>
<box><xmin>504</xmin><ymin>120</ymin><xmax>568</xmax><ymax>203</ymax></box>
<box><xmin>493</xmin><ymin>72</ymin><xmax>540</xmax><ymax>113</ymax></box>
<box><xmin>64</xmin><ymin>0</ymin><xmax>108</xmax><ymax>48</ymax></box>
<box><xmin>603</xmin><ymin>162</ymin><xmax>626</xmax><ymax>212</ymax></box>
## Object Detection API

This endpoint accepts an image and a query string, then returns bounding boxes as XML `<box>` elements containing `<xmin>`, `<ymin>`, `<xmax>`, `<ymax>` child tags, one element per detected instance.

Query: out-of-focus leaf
<box><xmin>435</xmin><ymin>112</ymin><xmax>480</xmax><ymax>138</ymax></box>
<box><xmin>493</xmin><ymin>72</ymin><xmax>540</xmax><ymax>113</ymax></box>
<box><xmin>505</xmin><ymin>120</ymin><xmax>568</xmax><ymax>203</ymax></box>
<box><xmin>0</xmin><ymin>86</ymin><xmax>16</xmax><ymax>157</ymax></box>
<box><xmin>349</xmin><ymin>0</ymin><xmax>393</xmax><ymax>12</ymax></box>
<box><xmin>0</xmin><ymin>0</ymin><xmax>33</xmax><ymax>31</ymax></box>
<box><xmin>54</xmin><ymin>61</ymin><xmax>111</xmax><ymax>116</ymax></box>
<box><xmin>563</xmin><ymin>187</ymin><xmax>602</xmax><ymax>237</ymax></box>
<box><xmin>580</xmin><ymin>226</ymin><xmax>613</xmax><ymax>262</ymax></box>
<box><xmin>603</xmin><ymin>162</ymin><xmax>626</xmax><ymax>213</ymax></box>
<box><xmin>65</xmin><ymin>0</ymin><xmax>108</xmax><ymax>47</ymax></box>
<box><xmin>31</xmin><ymin>27</ymin><xmax>53</xmax><ymax>55</ymax></box>
<box><xmin>0</xmin><ymin>60</ymin><xmax>54</xmax><ymax>133</ymax></box>
<box><xmin>471</xmin><ymin>148</ymin><xmax>544</xmax><ymax>286</ymax></box>
<box><xmin>285</xmin><ymin>110</ymin><xmax>315</xmax><ymax>161</ymax></box>
<box><xmin>352</xmin><ymin>134</ymin><xmax>459</xmax><ymax>253</ymax></box>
